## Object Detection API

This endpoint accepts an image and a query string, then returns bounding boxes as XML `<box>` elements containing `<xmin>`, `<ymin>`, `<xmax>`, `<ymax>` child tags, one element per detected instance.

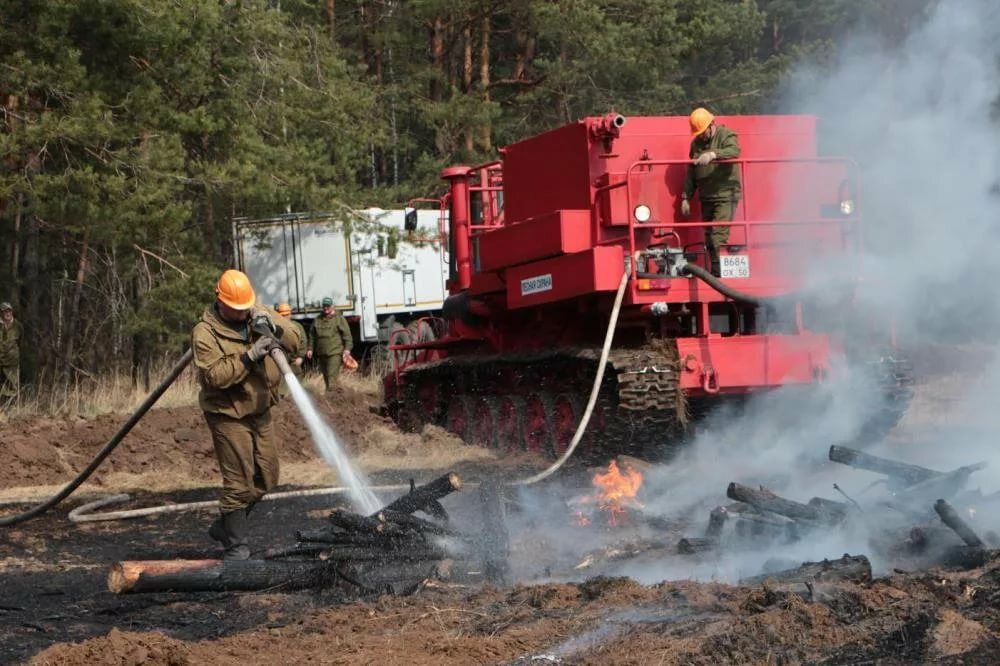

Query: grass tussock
<box><xmin>3</xmin><ymin>358</ymin><xmax>201</xmax><ymax>419</ymax></box>
<box><xmin>2</xmin><ymin>357</ymin><xmax>384</xmax><ymax>420</ymax></box>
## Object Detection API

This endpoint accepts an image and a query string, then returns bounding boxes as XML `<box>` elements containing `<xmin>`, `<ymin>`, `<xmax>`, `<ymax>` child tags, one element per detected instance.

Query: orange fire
<box><xmin>571</xmin><ymin>460</ymin><xmax>644</xmax><ymax>527</ymax></box>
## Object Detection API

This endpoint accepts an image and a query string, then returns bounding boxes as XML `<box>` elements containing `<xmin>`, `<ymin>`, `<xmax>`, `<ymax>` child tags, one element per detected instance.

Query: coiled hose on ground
<box><xmin>0</xmin><ymin>349</ymin><xmax>194</xmax><ymax>527</ymax></box>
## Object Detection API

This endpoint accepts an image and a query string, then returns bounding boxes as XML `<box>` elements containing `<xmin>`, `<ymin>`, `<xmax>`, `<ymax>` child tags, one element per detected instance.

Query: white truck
<box><xmin>233</xmin><ymin>207</ymin><xmax>449</xmax><ymax>347</ymax></box>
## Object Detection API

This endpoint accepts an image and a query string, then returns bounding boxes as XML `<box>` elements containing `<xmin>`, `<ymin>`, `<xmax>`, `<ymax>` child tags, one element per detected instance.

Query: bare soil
<box><xmin>4</xmin><ymin>362</ymin><xmax>1000</xmax><ymax>665</ymax></box>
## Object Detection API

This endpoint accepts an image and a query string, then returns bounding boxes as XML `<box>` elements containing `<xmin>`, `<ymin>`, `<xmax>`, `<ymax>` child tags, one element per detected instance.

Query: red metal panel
<box><xmin>501</xmin><ymin>123</ymin><xmax>593</xmax><ymax>224</ymax></box>
<box><xmin>468</xmin><ymin>271</ymin><xmax>506</xmax><ymax>296</ymax></box>
<box><xmin>506</xmin><ymin>246</ymin><xmax>624</xmax><ymax>309</ymax></box>
<box><xmin>476</xmin><ymin>210</ymin><xmax>592</xmax><ymax>272</ymax></box>
<box><xmin>676</xmin><ymin>334</ymin><xmax>831</xmax><ymax>392</ymax></box>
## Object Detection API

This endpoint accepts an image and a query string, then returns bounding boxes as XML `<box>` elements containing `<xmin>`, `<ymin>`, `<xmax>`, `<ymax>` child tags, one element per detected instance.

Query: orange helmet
<box><xmin>276</xmin><ymin>302</ymin><xmax>292</xmax><ymax>317</ymax></box>
<box><xmin>689</xmin><ymin>107</ymin><xmax>715</xmax><ymax>137</ymax></box>
<box><xmin>215</xmin><ymin>269</ymin><xmax>256</xmax><ymax>310</ymax></box>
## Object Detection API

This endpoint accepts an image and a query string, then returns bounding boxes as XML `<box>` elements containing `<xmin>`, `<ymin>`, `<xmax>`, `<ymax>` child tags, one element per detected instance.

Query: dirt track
<box><xmin>4</xmin><ymin>364</ymin><xmax>1000</xmax><ymax>664</ymax></box>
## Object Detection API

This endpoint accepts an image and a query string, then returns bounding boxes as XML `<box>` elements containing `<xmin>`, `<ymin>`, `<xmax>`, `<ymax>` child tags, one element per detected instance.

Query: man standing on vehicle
<box><xmin>192</xmin><ymin>269</ymin><xmax>300</xmax><ymax>559</ymax></box>
<box><xmin>276</xmin><ymin>302</ymin><xmax>307</xmax><ymax>395</ymax></box>
<box><xmin>680</xmin><ymin>107</ymin><xmax>742</xmax><ymax>277</ymax></box>
<box><xmin>306</xmin><ymin>296</ymin><xmax>353</xmax><ymax>393</ymax></box>
<box><xmin>0</xmin><ymin>302</ymin><xmax>22</xmax><ymax>405</ymax></box>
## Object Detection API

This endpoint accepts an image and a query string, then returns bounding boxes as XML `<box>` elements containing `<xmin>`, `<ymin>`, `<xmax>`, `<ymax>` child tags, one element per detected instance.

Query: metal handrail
<box><xmin>621</xmin><ymin>156</ymin><xmax>862</xmax><ymax>299</ymax></box>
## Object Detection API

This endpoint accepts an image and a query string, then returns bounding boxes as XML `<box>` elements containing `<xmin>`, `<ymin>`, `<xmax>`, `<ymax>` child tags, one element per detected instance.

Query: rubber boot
<box><xmin>208</xmin><ymin>510</ymin><xmax>251</xmax><ymax>560</ymax></box>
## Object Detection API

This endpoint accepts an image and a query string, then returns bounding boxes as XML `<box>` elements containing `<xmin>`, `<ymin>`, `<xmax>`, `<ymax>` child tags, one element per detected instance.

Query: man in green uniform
<box><xmin>192</xmin><ymin>269</ymin><xmax>300</xmax><ymax>559</ymax></box>
<box><xmin>276</xmin><ymin>302</ymin><xmax>307</xmax><ymax>396</ymax></box>
<box><xmin>306</xmin><ymin>296</ymin><xmax>353</xmax><ymax>393</ymax></box>
<box><xmin>680</xmin><ymin>107</ymin><xmax>742</xmax><ymax>276</ymax></box>
<box><xmin>0</xmin><ymin>302</ymin><xmax>22</xmax><ymax>405</ymax></box>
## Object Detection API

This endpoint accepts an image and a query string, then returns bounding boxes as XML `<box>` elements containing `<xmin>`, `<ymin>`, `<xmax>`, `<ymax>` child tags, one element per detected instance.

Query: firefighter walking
<box><xmin>192</xmin><ymin>269</ymin><xmax>300</xmax><ymax>559</ymax></box>
<box><xmin>306</xmin><ymin>296</ymin><xmax>353</xmax><ymax>393</ymax></box>
<box><xmin>681</xmin><ymin>107</ymin><xmax>742</xmax><ymax>276</ymax></box>
<box><xmin>0</xmin><ymin>302</ymin><xmax>22</xmax><ymax>406</ymax></box>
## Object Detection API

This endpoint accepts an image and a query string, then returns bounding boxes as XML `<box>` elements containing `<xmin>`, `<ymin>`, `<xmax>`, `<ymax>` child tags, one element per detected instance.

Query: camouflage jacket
<box><xmin>308</xmin><ymin>312</ymin><xmax>352</xmax><ymax>356</ymax></box>
<box><xmin>192</xmin><ymin>304</ymin><xmax>300</xmax><ymax>419</ymax></box>
<box><xmin>288</xmin><ymin>319</ymin><xmax>308</xmax><ymax>360</ymax></box>
<box><xmin>0</xmin><ymin>320</ymin><xmax>22</xmax><ymax>366</ymax></box>
<box><xmin>684</xmin><ymin>125</ymin><xmax>742</xmax><ymax>202</ymax></box>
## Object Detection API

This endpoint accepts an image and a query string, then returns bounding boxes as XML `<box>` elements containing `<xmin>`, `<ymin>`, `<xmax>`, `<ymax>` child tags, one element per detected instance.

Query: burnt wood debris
<box><xmin>108</xmin><ymin>472</ymin><xmax>508</xmax><ymax>595</ymax></box>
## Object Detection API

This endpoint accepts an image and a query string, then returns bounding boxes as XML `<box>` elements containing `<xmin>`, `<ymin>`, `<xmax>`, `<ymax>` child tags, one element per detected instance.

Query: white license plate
<box><xmin>720</xmin><ymin>254</ymin><xmax>750</xmax><ymax>279</ymax></box>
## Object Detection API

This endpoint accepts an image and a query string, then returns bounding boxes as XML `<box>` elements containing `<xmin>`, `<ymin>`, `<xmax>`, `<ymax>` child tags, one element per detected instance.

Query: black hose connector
<box><xmin>0</xmin><ymin>349</ymin><xmax>194</xmax><ymax>527</ymax></box>
<box><xmin>680</xmin><ymin>263</ymin><xmax>763</xmax><ymax>307</ymax></box>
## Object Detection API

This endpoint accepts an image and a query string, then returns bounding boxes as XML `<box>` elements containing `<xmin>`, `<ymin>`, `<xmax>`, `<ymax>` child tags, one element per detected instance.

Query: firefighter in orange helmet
<box><xmin>681</xmin><ymin>107</ymin><xmax>742</xmax><ymax>276</ymax></box>
<box><xmin>191</xmin><ymin>269</ymin><xmax>300</xmax><ymax>559</ymax></box>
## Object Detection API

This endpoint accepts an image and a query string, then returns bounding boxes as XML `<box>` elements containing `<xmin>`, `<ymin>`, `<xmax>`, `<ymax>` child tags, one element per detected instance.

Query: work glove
<box><xmin>249</xmin><ymin>307</ymin><xmax>276</xmax><ymax>336</ymax></box>
<box><xmin>246</xmin><ymin>336</ymin><xmax>275</xmax><ymax>363</ymax></box>
<box><xmin>680</xmin><ymin>199</ymin><xmax>691</xmax><ymax>219</ymax></box>
<box><xmin>693</xmin><ymin>151</ymin><xmax>716</xmax><ymax>166</ymax></box>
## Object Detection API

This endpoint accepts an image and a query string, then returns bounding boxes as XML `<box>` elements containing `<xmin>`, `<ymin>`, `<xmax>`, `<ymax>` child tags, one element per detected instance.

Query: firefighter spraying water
<box><xmin>192</xmin><ymin>269</ymin><xmax>377</xmax><ymax>559</ymax></box>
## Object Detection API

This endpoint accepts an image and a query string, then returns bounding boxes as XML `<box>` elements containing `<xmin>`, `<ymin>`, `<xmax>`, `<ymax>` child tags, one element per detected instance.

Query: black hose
<box><xmin>0</xmin><ymin>349</ymin><xmax>194</xmax><ymax>527</ymax></box>
<box><xmin>680</xmin><ymin>263</ymin><xmax>763</xmax><ymax>306</ymax></box>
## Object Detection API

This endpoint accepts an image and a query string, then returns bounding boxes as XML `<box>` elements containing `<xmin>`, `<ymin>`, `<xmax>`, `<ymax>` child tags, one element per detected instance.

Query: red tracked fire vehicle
<box><xmin>382</xmin><ymin>114</ymin><xmax>911</xmax><ymax>459</ymax></box>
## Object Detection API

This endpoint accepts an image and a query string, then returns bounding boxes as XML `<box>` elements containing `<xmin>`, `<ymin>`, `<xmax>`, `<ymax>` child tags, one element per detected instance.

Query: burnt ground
<box><xmin>9</xmin><ymin>487</ymin><xmax>1000</xmax><ymax>666</ymax></box>
<box><xmin>4</xmin><ymin>348</ymin><xmax>1000</xmax><ymax>665</ymax></box>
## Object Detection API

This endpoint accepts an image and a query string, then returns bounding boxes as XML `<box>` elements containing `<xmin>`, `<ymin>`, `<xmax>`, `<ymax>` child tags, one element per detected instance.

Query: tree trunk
<box><xmin>325</xmin><ymin>0</ymin><xmax>335</xmax><ymax>41</ymax></box>
<box><xmin>429</xmin><ymin>17</ymin><xmax>445</xmax><ymax>102</ymax></box>
<box><xmin>63</xmin><ymin>234</ymin><xmax>90</xmax><ymax>372</ymax></box>
<box><xmin>478</xmin><ymin>13</ymin><xmax>492</xmax><ymax>150</ymax></box>
<box><xmin>462</xmin><ymin>22</ymin><xmax>474</xmax><ymax>153</ymax></box>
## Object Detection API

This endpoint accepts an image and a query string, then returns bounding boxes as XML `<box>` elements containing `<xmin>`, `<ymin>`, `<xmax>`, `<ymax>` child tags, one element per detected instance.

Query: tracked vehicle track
<box><xmin>389</xmin><ymin>341</ymin><xmax>687</xmax><ymax>462</ymax></box>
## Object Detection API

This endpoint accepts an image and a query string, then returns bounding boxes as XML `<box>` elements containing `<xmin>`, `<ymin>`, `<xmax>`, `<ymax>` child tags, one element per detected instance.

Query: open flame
<box><xmin>571</xmin><ymin>460</ymin><xmax>644</xmax><ymax>527</ymax></box>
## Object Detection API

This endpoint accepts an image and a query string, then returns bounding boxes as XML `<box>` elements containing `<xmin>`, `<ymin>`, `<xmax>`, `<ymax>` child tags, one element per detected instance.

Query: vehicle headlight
<box><xmin>633</xmin><ymin>204</ymin><xmax>652</xmax><ymax>223</ymax></box>
<box><xmin>840</xmin><ymin>199</ymin><xmax>854</xmax><ymax>216</ymax></box>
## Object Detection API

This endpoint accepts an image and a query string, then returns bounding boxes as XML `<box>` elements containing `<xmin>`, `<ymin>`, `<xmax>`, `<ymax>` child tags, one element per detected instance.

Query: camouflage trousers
<box><xmin>316</xmin><ymin>354</ymin><xmax>342</xmax><ymax>392</ymax></box>
<box><xmin>0</xmin><ymin>364</ymin><xmax>18</xmax><ymax>402</ymax></box>
<box><xmin>701</xmin><ymin>195</ymin><xmax>740</xmax><ymax>276</ymax></box>
<box><xmin>204</xmin><ymin>410</ymin><xmax>278</xmax><ymax>514</ymax></box>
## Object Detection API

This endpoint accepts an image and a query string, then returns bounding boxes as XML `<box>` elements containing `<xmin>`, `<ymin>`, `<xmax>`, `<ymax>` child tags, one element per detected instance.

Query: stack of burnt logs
<box><xmin>676</xmin><ymin>445</ymin><xmax>996</xmax><ymax>577</ymax></box>
<box><xmin>108</xmin><ymin>472</ymin><xmax>510</xmax><ymax>595</ymax></box>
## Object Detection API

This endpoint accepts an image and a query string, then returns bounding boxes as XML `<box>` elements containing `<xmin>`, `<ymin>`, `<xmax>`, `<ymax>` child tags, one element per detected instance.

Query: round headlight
<box><xmin>633</xmin><ymin>204</ymin><xmax>652</xmax><ymax>222</ymax></box>
<box><xmin>840</xmin><ymin>199</ymin><xmax>854</xmax><ymax>216</ymax></box>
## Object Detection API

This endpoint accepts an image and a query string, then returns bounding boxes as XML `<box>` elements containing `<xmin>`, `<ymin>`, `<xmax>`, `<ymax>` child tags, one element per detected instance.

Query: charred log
<box><xmin>829</xmin><ymin>445</ymin><xmax>940</xmax><ymax>486</ymax></box>
<box><xmin>807</xmin><ymin>497</ymin><xmax>850</xmax><ymax>518</ymax></box>
<box><xmin>375</xmin><ymin>472</ymin><xmax>462</xmax><ymax>518</ymax></box>
<box><xmin>896</xmin><ymin>464</ymin><xmax>987</xmax><ymax>503</ymax></box>
<box><xmin>934</xmin><ymin>499</ymin><xmax>985</xmax><ymax>548</ymax></box>
<box><xmin>329</xmin><ymin>509</ymin><xmax>388</xmax><ymax>534</ymax></box>
<box><xmin>706</xmin><ymin>506</ymin><xmax>729</xmax><ymax>538</ymax></box>
<box><xmin>727</xmin><ymin>483</ymin><xmax>841</xmax><ymax>525</ymax></box>
<box><xmin>477</xmin><ymin>479</ymin><xmax>510</xmax><ymax>584</ymax></box>
<box><xmin>107</xmin><ymin>559</ymin><xmax>326</xmax><ymax>594</ymax></box>
<box><xmin>677</xmin><ymin>537</ymin><xmax>718</xmax><ymax>555</ymax></box>
<box><xmin>907</xmin><ymin>525</ymin><xmax>964</xmax><ymax>551</ymax></box>
<box><xmin>740</xmin><ymin>554</ymin><xmax>872</xmax><ymax>586</ymax></box>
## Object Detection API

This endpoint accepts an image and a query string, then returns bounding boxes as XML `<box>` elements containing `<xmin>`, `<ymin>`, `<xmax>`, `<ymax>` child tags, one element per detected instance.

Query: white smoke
<box><xmin>507</xmin><ymin>0</ymin><xmax>1000</xmax><ymax>584</ymax></box>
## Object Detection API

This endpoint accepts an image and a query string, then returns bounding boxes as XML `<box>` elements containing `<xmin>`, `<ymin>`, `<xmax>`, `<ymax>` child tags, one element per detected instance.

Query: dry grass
<box><xmin>0</xmin><ymin>355</ymin><xmax>382</xmax><ymax>420</ymax></box>
<box><xmin>2</xmin><ymin>359</ymin><xmax>201</xmax><ymax>420</ymax></box>
<box><xmin>338</xmin><ymin>369</ymin><xmax>381</xmax><ymax>397</ymax></box>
